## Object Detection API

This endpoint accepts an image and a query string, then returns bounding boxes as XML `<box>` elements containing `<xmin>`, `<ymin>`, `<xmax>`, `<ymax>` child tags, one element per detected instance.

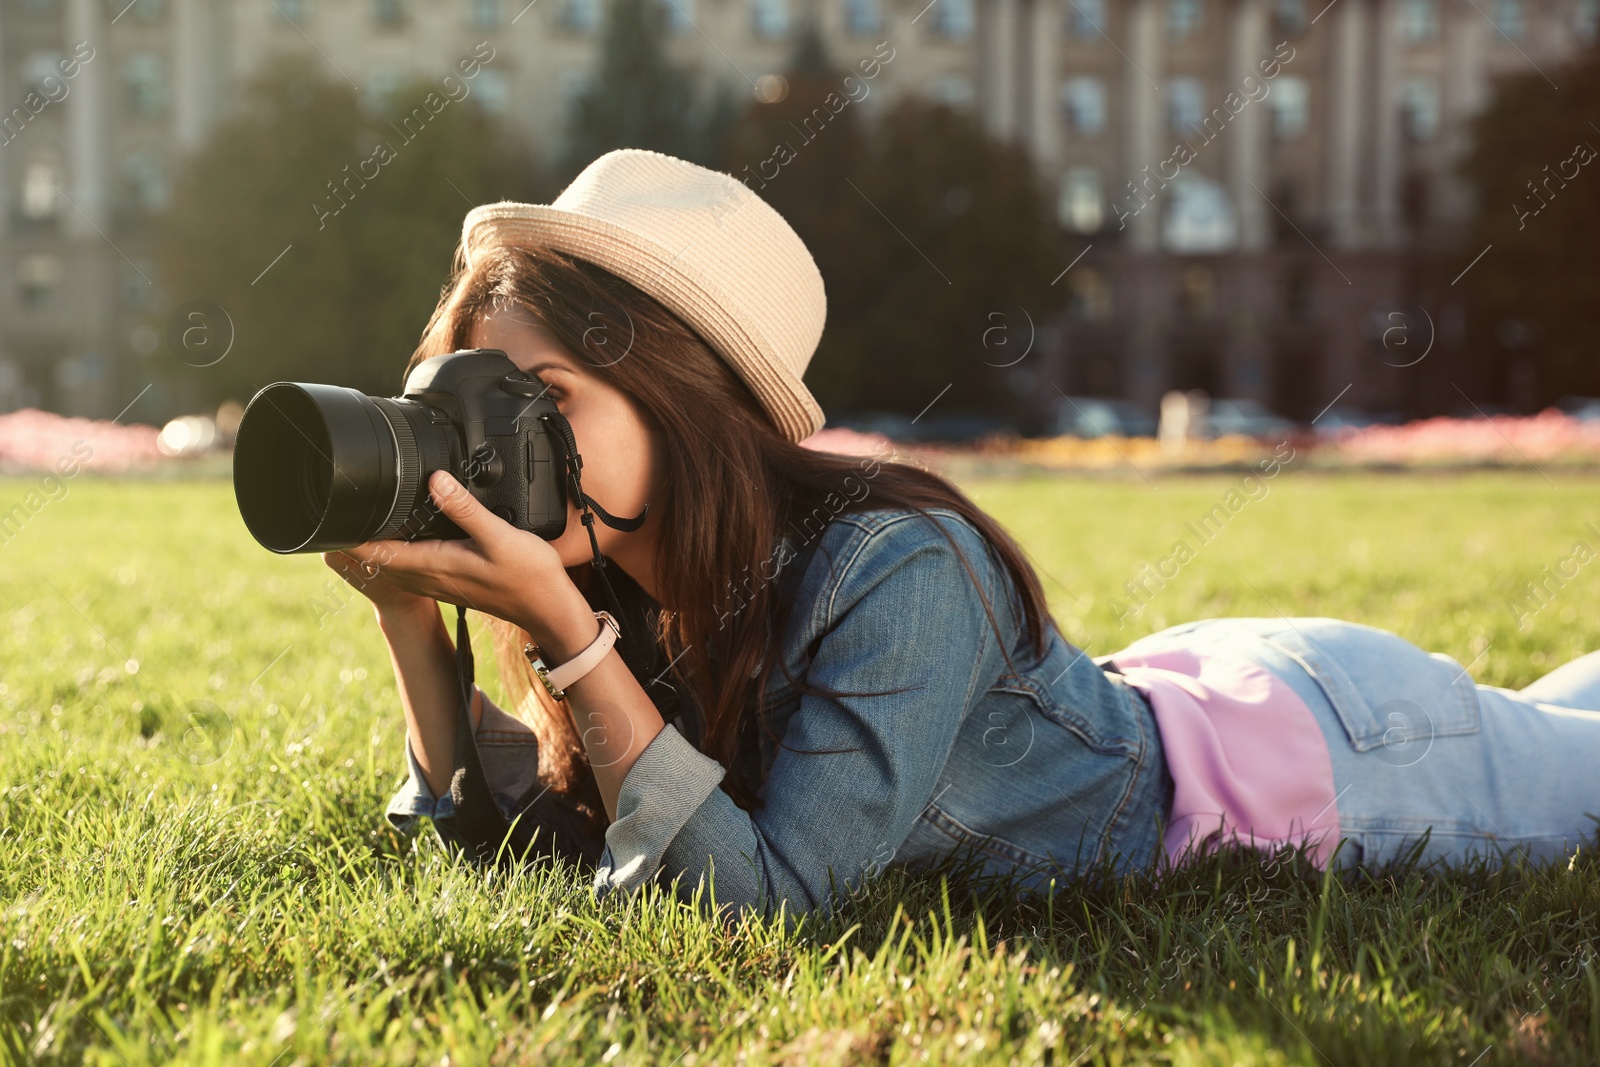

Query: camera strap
<box><xmin>442</xmin><ymin>408</ymin><xmax>684</xmax><ymax>869</ymax></box>
<box><xmin>446</xmin><ymin>602</ymin><xmax>606</xmax><ymax>869</ymax></box>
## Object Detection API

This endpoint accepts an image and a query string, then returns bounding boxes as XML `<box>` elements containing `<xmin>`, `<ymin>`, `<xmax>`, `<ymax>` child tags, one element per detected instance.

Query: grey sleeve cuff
<box><xmin>385</xmin><ymin>731</ymin><xmax>452</xmax><ymax>830</ymax></box>
<box><xmin>593</xmin><ymin>723</ymin><xmax>726</xmax><ymax>897</ymax></box>
<box><xmin>384</xmin><ymin>686</ymin><xmax>538</xmax><ymax>834</ymax></box>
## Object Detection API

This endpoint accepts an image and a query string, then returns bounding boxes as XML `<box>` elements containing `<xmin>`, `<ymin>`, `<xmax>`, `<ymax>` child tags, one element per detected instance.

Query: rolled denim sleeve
<box><xmin>384</xmin><ymin>729</ymin><xmax>455</xmax><ymax>829</ymax></box>
<box><xmin>593</xmin><ymin>723</ymin><xmax>726</xmax><ymax>890</ymax></box>
<box><xmin>592</xmin><ymin>511</ymin><xmax>1008</xmax><ymax>923</ymax></box>
<box><xmin>384</xmin><ymin>686</ymin><xmax>540</xmax><ymax>854</ymax></box>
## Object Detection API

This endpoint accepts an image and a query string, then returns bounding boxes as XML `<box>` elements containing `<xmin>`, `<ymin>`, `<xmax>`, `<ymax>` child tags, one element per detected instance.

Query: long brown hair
<box><xmin>406</xmin><ymin>241</ymin><xmax>1061</xmax><ymax>830</ymax></box>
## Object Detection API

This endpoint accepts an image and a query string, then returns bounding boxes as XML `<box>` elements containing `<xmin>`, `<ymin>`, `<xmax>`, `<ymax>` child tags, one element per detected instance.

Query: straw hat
<box><xmin>459</xmin><ymin>149</ymin><xmax>827</xmax><ymax>444</ymax></box>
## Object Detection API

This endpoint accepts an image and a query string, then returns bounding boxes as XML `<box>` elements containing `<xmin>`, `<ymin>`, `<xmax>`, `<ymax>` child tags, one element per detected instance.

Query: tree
<box><xmin>719</xmin><ymin>39</ymin><xmax>1067</xmax><ymax>422</ymax></box>
<box><xmin>1457</xmin><ymin>42</ymin><xmax>1600</xmax><ymax>406</ymax></box>
<box><xmin>153</xmin><ymin>54</ymin><xmax>543</xmax><ymax>407</ymax></box>
<box><xmin>562</xmin><ymin>0</ymin><xmax>729</xmax><ymax>175</ymax></box>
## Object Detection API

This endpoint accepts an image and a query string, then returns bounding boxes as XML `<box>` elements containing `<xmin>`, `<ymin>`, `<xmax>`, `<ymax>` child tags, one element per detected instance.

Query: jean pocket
<box><xmin>1261</xmin><ymin>621</ymin><xmax>1481</xmax><ymax>754</ymax></box>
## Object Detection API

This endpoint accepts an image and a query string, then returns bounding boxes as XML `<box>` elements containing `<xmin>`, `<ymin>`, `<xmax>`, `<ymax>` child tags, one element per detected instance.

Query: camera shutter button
<box><xmin>491</xmin><ymin>505</ymin><xmax>516</xmax><ymax>524</ymax></box>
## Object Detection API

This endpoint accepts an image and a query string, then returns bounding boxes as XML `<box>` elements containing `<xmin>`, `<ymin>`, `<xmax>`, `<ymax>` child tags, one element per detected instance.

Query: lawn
<box><xmin>2</xmin><ymin>469</ymin><xmax>1598</xmax><ymax>1065</ymax></box>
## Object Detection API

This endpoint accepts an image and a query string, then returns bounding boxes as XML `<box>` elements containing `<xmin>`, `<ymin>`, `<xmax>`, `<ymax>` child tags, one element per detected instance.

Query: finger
<box><xmin>324</xmin><ymin>550</ymin><xmax>368</xmax><ymax>577</ymax></box>
<box><xmin>428</xmin><ymin>469</ymin><xmax>505</xmax><ymax>543</ymax></box>
<box><xmin>343</xmin><ymin>540</ymin><xmax>412</xmax><ymax>575</ymax></box>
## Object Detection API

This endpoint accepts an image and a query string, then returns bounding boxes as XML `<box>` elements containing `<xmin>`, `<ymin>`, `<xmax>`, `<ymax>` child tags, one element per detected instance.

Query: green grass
<box><xmin>3</xmin><ymin>470</ymin><xmax>1599</xmax><ymax>1065</ymax></box>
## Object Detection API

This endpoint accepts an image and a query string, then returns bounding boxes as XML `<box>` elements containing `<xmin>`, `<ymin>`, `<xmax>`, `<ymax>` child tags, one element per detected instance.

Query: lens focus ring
<box><xmin>370</xmin><ymin>397</ymin><xmax>422</xmax><ymax>540</ymax></box>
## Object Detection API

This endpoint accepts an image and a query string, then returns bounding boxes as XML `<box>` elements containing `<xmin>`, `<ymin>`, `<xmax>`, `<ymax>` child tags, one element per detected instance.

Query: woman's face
<box><xmin>467</xmin><ymin>307</ymin><xmax>666</xmax><ymax>597</ymax></box>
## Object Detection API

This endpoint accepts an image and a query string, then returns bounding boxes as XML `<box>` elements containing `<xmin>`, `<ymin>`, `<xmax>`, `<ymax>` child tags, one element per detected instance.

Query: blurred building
<box><xmin>1</xmin><ymin>0</ymin><xmax>1595</xmax><ymax>418</ymax></box>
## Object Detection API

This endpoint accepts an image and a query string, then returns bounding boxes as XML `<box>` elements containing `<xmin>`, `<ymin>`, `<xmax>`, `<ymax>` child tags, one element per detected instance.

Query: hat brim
<box><xmin>463</xmin><ymin>203</ymin><xmax>826</xmax><ymax>445</ymax></box>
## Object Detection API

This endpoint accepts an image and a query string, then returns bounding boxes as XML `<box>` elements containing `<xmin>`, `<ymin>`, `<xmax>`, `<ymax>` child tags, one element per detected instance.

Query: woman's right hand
<box><xmin>323</xmin><ymin>548</ymin><xmax>436</xmax><ymax>622</ymax></box>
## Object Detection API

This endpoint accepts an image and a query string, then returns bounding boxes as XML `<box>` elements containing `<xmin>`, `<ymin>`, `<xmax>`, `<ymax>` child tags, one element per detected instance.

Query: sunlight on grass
<box><xmin>2</xmin><ymin>472</ymin><xmax>1598</xmax><ymax>1064</ymax></box>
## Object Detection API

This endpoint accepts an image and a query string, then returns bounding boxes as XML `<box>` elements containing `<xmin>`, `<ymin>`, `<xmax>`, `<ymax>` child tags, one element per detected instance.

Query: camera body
<box><xmin>232</xmin><ymin>347</ymin><xmax>571</xmax><ymax>554</ymax></box>
<box><xmin>392</xmin><ymin>348</ymin><xmax>568</xmax><ymax>543</ymax></box>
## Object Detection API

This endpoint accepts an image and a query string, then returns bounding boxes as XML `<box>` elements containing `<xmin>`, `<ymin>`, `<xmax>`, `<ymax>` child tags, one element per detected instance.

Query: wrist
<box><xmin>376</xmin><ymin>599</ymin><xmax>443</xmax><ymax>633</ymax></box>
<box><xmin>523</xmin><ymin>576</ymin><xmax>613</xmax><ymax>665</ymax></box>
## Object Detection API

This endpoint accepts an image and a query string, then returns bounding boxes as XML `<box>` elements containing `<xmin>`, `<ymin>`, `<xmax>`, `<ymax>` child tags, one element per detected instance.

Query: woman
<box><xmin>328</xmin><ymin>150</ymin><xmax>1600</xmax><ymax>923</ymax></box>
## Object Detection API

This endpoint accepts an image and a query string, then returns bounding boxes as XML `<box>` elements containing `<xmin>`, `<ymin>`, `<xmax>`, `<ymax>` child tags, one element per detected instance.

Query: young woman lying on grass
<box><xmin>324</xmin><ymin>149</ymin><xmax>1600</xmax><ymax>923</ymax></box>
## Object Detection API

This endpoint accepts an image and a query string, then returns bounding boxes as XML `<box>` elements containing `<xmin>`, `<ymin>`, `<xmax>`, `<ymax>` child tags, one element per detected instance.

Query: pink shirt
<box><xmin>1109</xmin><ymin>646</ymin><xmax>1342</xmax><ymax>868</ymax></box>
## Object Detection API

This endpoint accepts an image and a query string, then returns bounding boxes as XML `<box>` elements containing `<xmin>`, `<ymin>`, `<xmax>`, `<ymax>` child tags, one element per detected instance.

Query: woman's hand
<box><xmin>337</xmin><ymin>469</ymin><xmax>576</xmax><ymax>638</ymax></box>
<box><xmin>323</xmin><ymin>546</ymin><xmax>436</xmax><ymax>621</ymax></box>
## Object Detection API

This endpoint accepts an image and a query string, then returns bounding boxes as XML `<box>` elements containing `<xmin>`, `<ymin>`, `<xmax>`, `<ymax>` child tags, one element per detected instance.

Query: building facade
<box><xmin>1</xmin><ymin>0</ymin><xmax>1595</xmax><ymax>419</ymax></box>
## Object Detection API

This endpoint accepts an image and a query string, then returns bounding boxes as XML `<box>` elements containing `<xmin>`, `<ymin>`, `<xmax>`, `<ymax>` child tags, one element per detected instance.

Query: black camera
<box><xmin>233</xmin><ymin>348</ymin><xmax>577</xmax><ymax>554</ymax></box>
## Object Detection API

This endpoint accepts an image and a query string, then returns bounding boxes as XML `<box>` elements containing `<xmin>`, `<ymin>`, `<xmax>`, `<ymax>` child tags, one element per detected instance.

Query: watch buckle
<box><xmin>524</xmin><ymin>643</ymin><xmax>567</xmax><ymax>702</ymax></box>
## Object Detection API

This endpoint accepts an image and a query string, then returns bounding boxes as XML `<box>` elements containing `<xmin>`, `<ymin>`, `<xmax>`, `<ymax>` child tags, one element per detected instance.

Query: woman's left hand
<box><xmin>340</xmin><ymin>469</ymin><xmax>574</xmax><ymax>635</ymax></box>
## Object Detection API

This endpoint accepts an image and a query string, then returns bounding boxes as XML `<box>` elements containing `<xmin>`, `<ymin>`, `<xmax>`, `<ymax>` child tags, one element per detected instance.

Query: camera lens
<box><xmin>233</xmin><ymin>383</ymin><xmax>444</xmax><ymax>553</ymax></box>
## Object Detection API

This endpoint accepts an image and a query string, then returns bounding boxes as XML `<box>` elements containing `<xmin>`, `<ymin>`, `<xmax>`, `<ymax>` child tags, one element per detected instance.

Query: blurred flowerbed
<box><xmin>805</xmin><ymin>411</ymin><xmax>1600</xmax><ymax>472</ymax></box>
<box><xmin>7</xmin><ymin>408</ymin><xmax>1600</xmax><ymax>476</ymax></box>
<box><xmin>0</xmin><ymin>408</ymin><xmax>164</xmax><ymax>475</ymax></box>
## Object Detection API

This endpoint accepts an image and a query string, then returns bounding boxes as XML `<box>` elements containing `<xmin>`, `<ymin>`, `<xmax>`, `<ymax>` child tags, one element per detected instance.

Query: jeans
<box><xmin>1122</xmin><ymin>617</ymin><xmax>1600</xmax><ymax>869</ymax></box>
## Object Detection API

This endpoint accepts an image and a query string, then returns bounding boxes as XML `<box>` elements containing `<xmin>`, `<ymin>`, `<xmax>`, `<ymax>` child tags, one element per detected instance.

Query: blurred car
<box><xmin>1448</xmin><ymin>400</ymin><xmax>1516</xmax><ymax>419</ymax></box>
<box><xmin>825</xmin><ymin>410</ymin><xmax>919</xmax><ymax>440</ymax></box>
<box><xmin>1557</xmin><ymin>396</ymin><xmax>1600</xmax><ymax>422</ymax></box>
<box><xmin>1049</xmin><ymin>396</ymin><xmax>1158</xmax><ymax>438</ymax></box>
<box><xmin>825</xmin><ymin>409</ymin><xmax>1016</xmax><ymax>444</ymax></box>
<box><xmin>907</xmin><ymin>412</ymin><xmax>1017</xmax><ymax>443</ymax></box>
<box><xmin>1310</xmin><ymin>404</ymin><xmax>1405</xmax><ymax>435</ymax></box>
<box><xmin>1202</xmin><ymin>398</ymin><xmax>1298</xmax><ymax>440</ymax></box>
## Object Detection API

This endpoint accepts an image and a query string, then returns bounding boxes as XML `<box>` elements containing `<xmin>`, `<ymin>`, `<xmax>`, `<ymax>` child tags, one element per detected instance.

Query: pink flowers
<box><xmin>0</xmin><ymin>408</ymin><xmax>163</xmax><ymax>473</ymax></box>
<box><xmin>1329</xmin><ymin>409</ymin><xmax>1600</xmax><ymax>465</ymax></box>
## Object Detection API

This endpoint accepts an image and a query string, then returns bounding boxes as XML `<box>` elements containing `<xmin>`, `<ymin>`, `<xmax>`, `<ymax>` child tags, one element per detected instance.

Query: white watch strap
<box><xmin>537</xmin><ymin>611</ymin><xmax>620</xmax><ymax>698</ymax></box>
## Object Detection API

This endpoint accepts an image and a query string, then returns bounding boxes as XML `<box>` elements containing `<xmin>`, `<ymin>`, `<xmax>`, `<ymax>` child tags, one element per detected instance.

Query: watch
<box><xmin>523</xmin><ymin>610</ymin><xmax>621</xmax><ymax>701</ymax></box>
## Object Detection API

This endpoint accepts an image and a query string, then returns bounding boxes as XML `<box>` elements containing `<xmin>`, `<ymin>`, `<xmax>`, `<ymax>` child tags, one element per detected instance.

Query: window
<box><xmin>659</xmin><ymin>0</ymin><xmax>694</xmax><ymax>31</ymax></box>
<box><xmin>367</xmin><ymin>66</ymin><xmax>406</xmax><ymax>111</ymax></box>
<box><xmin>1167</xmin><ymin>0</ymin><xmax>1202</xmax><ymax>38</ymax></box>
<box><xmin>930</xmin><ymin>75</ymin><xmax>974</xmax><ymax>108</ymax></box>
<box><xmin>373</xmin><ymin>0</ymin><xmax>405</xmax><ymax>26</ymax></box>
<box><xmin>18</xmin><ymin>254</ymin><xmax>64</xmax><ymax>309</ymax></box>
<box><xmin>126</xmin><ymin>0</ymin><xmax>167</xmax><ymax>21</ymax></box>
<box><xmin>473</xmin><ymin>69</ymin><xmax>509</xmax><ymax>113</ymax></box>
<box><xmin>468</xmin><ymin>0</ymin><xmax>498</xmax><ymax>27</ymax></box>
<box><xmin>1167</xmin><ymin>77</ymin><xmax>1204</xmax><ymax>134</ymax></box>
<box><xmin>1575</xmin><ymin>0</ymin><xmax>1598</xmax><ymax>40</ymax></box>
<box><xmin>930</xmin><ymin>0</ymin><xmax>975</xmax><ymax>38</ymax></box>
<box><xmin>1177</xmin><ymin>265</ymin><xmax>1215</xmax><ymax>317</ymax></box>
<box><xmin>122</xmin><ymin>153</ymin><xmax>169</xmax><ymax>213</ymax></box>
<box><xmin>1272</xmin><ymin>0</ymin><xmax>1305</xmax><ymax>35</ymax></box>
<box><xmin>1060</xmin><ymin>77</ymin><xmax>1106</xmax><ymax>135</ymax></box>
<box><xmin>1397</xmin><ymin>0</ymin><xmax>1437</xmax><ymax>41</ymax></box>
<box><xmin>24</xmin><ymin>52</ymin><xmax>63</xmax><ymax>93</ymax></box>
<box><xmin>1267</xmin><ymin>75</ymin><xmax>1308</xmax><ymax>140</ymax></box>
<box><xmin>21</xmin><ymin>160</ymin><xmax>60</xmax><ymax>219</ymax></box>
<box><xmin>1491</xmin><ymin>0</ymin><xmax>1524</xmax><ymax>38</ymax></box>
<box><xmin>0</xmin><ymin>361</ymin><xmax>21</xmax><ymax>407</ymax></box>
<box><xmin>120</xmin><ymin>261</ymin><xmax>156</xmax><ymax>309</ymax></box>
<box><xmin>1066</xmin><ymin>267</ymin><xmax>1112</xmax><ymax>321</ymax></box>
<box><xmin>560</xmin><ymin>0</ymin><xmax>599</xmax><ymax>29</ymax></box>
<box><xmin>1398</xmin><ymin>77</ymin><xmax>1439</xmax><ymax>140</ymax></box>
<box><xmin>560</xmin><ymin>70</ymin><xmax>593</xmax><ymax>111</ymax></box>
<box><xmin>1059</xmin><ymin>168</ymin><xmax>1104</xmax><ymax>232</ymax></box>
<box><xmin>1067</xmin><ymin>0</ymin><xmax>1105</xmax><ymax>38</ymax></box>
<box><xmin>1401</xmin><ymin>171</ymin><xmax>1431</xmax><ymax>228</ymax></box>
<box><xmin>122</xmin><ymin>55</ymin><xmax>167</xmax><ymax>118</ymax></box>
<box><xmin>1282</xmin><ymin>267</ymin><xmax>1311</xmax><ymax>320</ymax></box>
<box><xmin>276</xmin><ymin>0</ymin><xmax>309</xmax><ymax>22</ymax></box>
<box><xmin>845</xmin><ymin>0</ymin><xmax>881</xmax><ymax>34</ymax></box>
<box><xmin>752</xmin><ymin>0</ymin><xmax>790</xmax><ymax>36</ymax></box>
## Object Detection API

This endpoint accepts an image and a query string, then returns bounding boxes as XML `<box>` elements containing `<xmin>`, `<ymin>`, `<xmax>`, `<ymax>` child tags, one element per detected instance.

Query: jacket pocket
<box><xmin>1261</xmin><ymin>621</ymin><xmax>1481</xmax><ymax>752</ymax></box>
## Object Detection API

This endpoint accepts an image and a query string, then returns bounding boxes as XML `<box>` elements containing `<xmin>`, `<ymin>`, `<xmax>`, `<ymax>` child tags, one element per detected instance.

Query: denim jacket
<box><xmin>387</xmin><ymin>505</ymin><xmax>1174</xmax><ymax>921</ymax></box>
